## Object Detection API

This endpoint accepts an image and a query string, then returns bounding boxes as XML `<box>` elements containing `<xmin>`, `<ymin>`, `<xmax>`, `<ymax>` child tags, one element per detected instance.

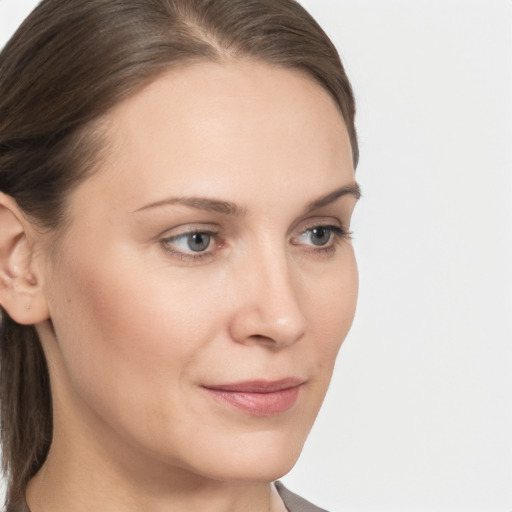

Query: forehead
<box><xmin>74</xmin><ymin>60</ymin><xmax>354</xmax><ymax>214</ymax></box>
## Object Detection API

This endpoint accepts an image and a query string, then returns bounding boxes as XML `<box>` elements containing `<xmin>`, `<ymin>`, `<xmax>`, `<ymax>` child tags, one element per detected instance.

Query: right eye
<box><xmin>161</xmin><ymin>229</ymin><xmax>221</xmax><ymax>260</ymax></box>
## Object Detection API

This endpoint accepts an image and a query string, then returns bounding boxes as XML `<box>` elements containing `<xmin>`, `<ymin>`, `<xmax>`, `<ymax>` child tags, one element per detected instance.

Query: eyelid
<box><xmin>294</xmin><ymin>216</ymin><xmax>350</xmax><ymax>237</ymax></box>
<box><xmin>293</xmin><ymin>225</ymin><xmax>349</xmax><ymax>242</ymax></box>
<box><xmin>156</xmin><ymin>222</ymin><xmax>220</xmax><ymax>239</ymax></box>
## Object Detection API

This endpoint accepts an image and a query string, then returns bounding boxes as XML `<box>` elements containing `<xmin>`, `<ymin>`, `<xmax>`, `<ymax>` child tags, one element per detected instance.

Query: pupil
<box><xmin>188</xmin><ymin>233</ymin><xmax>210</xmax><ymax>252</ymax></box>
<box><xmin>312</xmin><ymin>227</ymin><xmax>330</xmax><ymax>246</ymax></box>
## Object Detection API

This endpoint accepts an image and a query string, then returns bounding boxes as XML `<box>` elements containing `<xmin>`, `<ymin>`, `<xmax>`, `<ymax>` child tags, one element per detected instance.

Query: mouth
<box><xmin>201</xmin><ymin>378</ymin><xmax>305</xmax><ymax>416</ymax></box>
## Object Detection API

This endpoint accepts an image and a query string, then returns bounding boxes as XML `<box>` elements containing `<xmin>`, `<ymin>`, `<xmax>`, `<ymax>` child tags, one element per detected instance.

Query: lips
<box><xmin>202</xmin><ymin>378</ymin><xmax>304</xmax><ymax>416</ymax></box>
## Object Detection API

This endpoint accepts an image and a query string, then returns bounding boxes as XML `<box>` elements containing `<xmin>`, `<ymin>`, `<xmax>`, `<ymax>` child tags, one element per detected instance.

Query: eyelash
<box><xmin>160</xmin><ymin>224</ymin><xmax>352</xmax><ymax>262</ymax></box>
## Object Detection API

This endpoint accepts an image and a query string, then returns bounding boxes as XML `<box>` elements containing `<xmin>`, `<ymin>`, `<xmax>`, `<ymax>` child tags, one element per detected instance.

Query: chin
<box><xmin>229</xmin><ymin>445</ymin><xmax>301</xmax><ymax>483</ymax></box>
<box><xmin>198</xmin><ymin>453</ymin><xmax>301</xmax><ymax>484</ymax></box>
<box><xmin>172</xmin><ymin>426</ymin><xmax>309</xmax><ymax>484</ymax></box>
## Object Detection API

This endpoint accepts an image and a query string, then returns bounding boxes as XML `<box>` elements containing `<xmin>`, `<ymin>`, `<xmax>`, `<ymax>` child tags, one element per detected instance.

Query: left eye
<box><xmin>296</xmin><ymin>226</ymin><xmax>341</xmax><ymax>247</ymax></box>
<box><xmin>165</xmin><ymin>232</ymin><xmax>213</xmax><ymax>253</ymax></box>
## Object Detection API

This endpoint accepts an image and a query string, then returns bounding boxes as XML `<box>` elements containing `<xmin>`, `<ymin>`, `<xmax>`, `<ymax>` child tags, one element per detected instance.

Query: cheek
<box><xmin>47</xmin><ymin>239</ymin><xmax>234</xmax><ymax>396</ymax></box>
<box><xmin>44</xmin><ymin>245</ymin><xmax>235</xmax><ymax>457</ymax></box>
<box><xmin>46</xmin><ymin>250</ymin><xmax>183</xmax><ymax>408</ymax></box>
<box><xmin>305</xmin><ymin>247</ymin><xmax>358</xmax><ymax>366</ymax></box>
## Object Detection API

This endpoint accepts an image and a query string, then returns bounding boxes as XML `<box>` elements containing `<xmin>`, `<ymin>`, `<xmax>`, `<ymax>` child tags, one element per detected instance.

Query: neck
<box><xmin>26</xmin><ymin>458</ymin><xmax>278</xmax><ymax>512</ymax></box>
<box><xmin>25</xmin><ymin>408</ymin><xmax>282</xmax><ymax>512</ymax></box>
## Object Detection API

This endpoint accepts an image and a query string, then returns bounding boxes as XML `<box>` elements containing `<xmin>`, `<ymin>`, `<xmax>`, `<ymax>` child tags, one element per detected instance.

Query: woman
<box><xmin>0</xmin><ymin>0</ymin><xmax>360</xmax><ymax>510</ymax></box>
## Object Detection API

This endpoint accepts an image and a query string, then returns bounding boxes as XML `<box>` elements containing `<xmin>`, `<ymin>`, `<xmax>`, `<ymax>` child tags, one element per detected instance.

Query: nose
<box><xmin>228</xmin><ymin>250</ymin><xmax>308</xmax><ymax>349</ymax></box>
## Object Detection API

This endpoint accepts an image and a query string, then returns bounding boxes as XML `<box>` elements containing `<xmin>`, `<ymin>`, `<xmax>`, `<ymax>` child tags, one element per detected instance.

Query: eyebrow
<box><xmin>134</xmin><ymin>196</ymin><xmax>247</xmax><ymax>216</ymax></box>
<box><xmin>304</xmin><ymin>182</ymin><xmax>361</xmax><ymax>213</ymax></box>
<box><xmin>133</xmin><ymin>182</ymin><xmax>361</xmax><ymax>216</ymax></box>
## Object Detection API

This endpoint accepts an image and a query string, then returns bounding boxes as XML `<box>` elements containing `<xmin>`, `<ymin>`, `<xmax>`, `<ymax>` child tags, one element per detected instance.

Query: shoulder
<box><xmin>275</xmin><ymin>481</ymin><xmax>330</xmax><ymax>512</ymax></box>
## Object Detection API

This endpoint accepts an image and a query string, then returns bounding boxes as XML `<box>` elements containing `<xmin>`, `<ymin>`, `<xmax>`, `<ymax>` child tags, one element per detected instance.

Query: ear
<box><xmin>0</xmin><ymin>193</ymin><xmax>50</xmax><ymax>325</ymax></box>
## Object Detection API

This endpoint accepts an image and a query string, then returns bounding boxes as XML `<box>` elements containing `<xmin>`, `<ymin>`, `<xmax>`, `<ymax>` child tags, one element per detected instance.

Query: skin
<box><xmin>13</xmin><ymin>61</ymin><xmax>359</xmax><ymax>511</ymax></box>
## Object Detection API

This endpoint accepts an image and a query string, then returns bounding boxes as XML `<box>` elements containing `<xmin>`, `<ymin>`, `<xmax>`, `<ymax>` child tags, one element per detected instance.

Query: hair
<box><xmin>0</xmin><ymin>0</ymin><xmax>358</xmax><ymax>504</ymax></box>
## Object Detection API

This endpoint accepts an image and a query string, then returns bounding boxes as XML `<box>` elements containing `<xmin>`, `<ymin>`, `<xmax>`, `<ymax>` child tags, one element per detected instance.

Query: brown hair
<box><xmin>0</xmin><ymin>0</ymin><xmax>358</xmax><ymax>504</ymax></box>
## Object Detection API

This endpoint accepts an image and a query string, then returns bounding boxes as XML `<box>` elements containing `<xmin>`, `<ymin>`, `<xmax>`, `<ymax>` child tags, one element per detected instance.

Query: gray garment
<box><xmin>7</xmin><ymin>481</ymin><xmax>328</xmax><ymax>512</ymax></box>
<box><xmin>275</xmin><ymin>481</ymin><xmax>329</xmax><ymax>512</ymax></box>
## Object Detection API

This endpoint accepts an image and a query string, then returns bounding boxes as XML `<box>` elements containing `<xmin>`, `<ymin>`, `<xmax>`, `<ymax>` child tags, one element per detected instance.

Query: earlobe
<box><xmin>0</xmin><ymin>193</ymin><xmax>50</xmax><ymax>325</ymax></box>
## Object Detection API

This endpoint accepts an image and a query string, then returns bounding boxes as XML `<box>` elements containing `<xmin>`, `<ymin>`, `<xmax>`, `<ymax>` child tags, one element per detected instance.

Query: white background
<box><xmin>1</xmin><ymin>1</ymin><xmax>511</xmax><ymax>511</ymax></box>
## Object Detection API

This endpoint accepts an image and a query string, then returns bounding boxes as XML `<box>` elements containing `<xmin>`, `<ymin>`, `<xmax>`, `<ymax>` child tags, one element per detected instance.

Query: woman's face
<box><xmin>37</xmin><ymin>61</ymin><xmax>359</xmax><ymax>485</ymax></box>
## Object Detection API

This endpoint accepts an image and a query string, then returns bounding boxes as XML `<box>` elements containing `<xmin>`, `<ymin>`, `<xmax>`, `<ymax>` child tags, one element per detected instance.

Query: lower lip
<box><xmin>203</xmin><ymin>386</ymin><xmax>302</xmax><ymax>416</ymax></box>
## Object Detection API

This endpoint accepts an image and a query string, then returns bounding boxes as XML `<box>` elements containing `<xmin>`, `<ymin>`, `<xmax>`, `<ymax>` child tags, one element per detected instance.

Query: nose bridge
<box><xmin>230</xmin><ymin>239</ymin><xmax>308</xmax><ymax>347</ymax></box>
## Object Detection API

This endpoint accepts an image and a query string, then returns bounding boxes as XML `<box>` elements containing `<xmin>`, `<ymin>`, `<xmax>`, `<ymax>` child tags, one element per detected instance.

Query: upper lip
<box><xmin>203</xmin><ymin>377</ymin><xmax>305</xmax><ymax>393</ymax></box>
